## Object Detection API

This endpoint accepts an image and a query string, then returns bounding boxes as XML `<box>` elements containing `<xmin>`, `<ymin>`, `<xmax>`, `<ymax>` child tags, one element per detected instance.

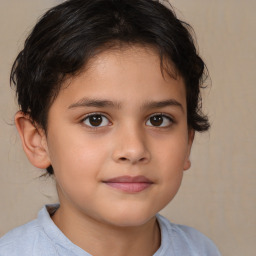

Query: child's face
<box><xmin>44</xmin><ymin>46</ymin><xmax>193</xmax><ymax>227</ymax></box>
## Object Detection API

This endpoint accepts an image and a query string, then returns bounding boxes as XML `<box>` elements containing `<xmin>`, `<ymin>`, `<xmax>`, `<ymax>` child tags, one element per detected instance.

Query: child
<box><xmin>0</xmin><ymin>0</ymin><xmax>221</xmax><ymax>255</ymax></box>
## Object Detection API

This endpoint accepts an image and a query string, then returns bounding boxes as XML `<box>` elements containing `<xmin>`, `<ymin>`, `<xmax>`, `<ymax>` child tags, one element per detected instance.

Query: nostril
<box><xmin>119</xmin><ymin>157</ymin><xmax>127</xmax><ymax>161</ymax></box>
<box><xmin>139</xmin><ymin>157</ymin><xmax>146</xmax><ymax>162</ymax></box>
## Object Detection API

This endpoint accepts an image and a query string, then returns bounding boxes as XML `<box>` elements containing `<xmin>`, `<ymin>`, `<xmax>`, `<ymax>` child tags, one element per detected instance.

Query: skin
<box><xmin>16</xmin><ymin>46</ymin><xmax>194</xmax><ymax>256</ymax></box>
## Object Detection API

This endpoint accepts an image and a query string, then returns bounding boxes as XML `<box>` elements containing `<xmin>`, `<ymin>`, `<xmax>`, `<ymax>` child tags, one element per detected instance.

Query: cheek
<box><xmin>153</xmin><ymin>132</ymin><xmax>189</xmax><ymax>168</ymax></box>
<box><xmin>47</xmin><ymin>130</ymin><xmax>109</xmax><ymax>189</ymax></box>
<box><xmin>49</xmin><ymin>126</ymin><xmax>104</xmax><ymax>165</ymax></box>
<box><xmin>152</xmin><ymin>132</ymin><xmax>189</xmax><ymax>195</ymax></box>
<box><xmin>49</xmin><ymin>140</ymin><xmax>105</xmax><ymax>205</ymax></box>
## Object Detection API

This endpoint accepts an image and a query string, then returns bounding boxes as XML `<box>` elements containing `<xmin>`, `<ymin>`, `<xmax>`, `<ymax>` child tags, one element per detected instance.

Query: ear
<box><xmin>183</xmin><ymin>129</ymin><xmax>195</xmax><ymax>171</ymax></box>
<box><xmin>15</xmin><ymin>111</ymin><xmax>51</xmax><ymax>169</ymax></box>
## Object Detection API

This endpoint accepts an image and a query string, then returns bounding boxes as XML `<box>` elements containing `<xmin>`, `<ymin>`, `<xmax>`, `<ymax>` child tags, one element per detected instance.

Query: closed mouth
<box><xmin>103</xmin><ymin>175</ymin><xmax>153</xmax><ymax>193</ymax></box>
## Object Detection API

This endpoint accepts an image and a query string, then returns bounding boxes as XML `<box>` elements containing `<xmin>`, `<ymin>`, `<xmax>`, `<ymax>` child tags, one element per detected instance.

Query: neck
<box><xmin>52</xmin><ymin>204</ymin><xmax>161</xmax><ymax>256</ymax></box>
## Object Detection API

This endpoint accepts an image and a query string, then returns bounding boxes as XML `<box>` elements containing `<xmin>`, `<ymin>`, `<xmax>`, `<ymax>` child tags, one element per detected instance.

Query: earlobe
<box><xmin>15</xmin><ymin>111</ymin><xmax>51</xmax><ymax>169</ymax></box>
<box><xmin>183</xmin><ymin>159</ymin><xmax>191</xmax><ymax>171</ymax></box>
<box><xmin>183</xmin><ymin>129</ymin><xmax>195</xmax><ymax>171</ymax></box>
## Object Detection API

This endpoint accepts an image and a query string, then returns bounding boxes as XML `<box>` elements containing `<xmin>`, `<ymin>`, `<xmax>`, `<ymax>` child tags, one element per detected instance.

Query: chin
<box><xmin>101</xmin><ymin>209</ymin><xmax>157</xmax><ymax>228</ymax></box>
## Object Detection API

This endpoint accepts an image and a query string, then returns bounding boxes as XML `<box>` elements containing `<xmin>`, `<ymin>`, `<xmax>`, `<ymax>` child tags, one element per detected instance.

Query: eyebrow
<box><xmin>68</xmin><ymin>97</ymin><xmax>184</xmax><ymax>112</ymax></box>
<box><xmin>68</xmin><ymin>98</ymin><xmax>121</xmax><ymax>109</ymax></box>
<box><xmin>142</xmin><ymin>99</ymin><xmax>184</xmax><ymax>112</ymax></box>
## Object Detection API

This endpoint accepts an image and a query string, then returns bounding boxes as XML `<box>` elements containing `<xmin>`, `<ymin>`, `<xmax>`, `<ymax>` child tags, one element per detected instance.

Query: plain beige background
<box><xmin>0</xmin><ymin>0</ymin><xmax>255</xmax><ymax>255</ymax></box>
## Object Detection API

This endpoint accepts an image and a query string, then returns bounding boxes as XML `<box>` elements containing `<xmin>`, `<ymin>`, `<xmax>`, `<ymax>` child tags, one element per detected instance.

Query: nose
<box><xmin>112</xmin><ymin>125</ymin><xmax>151</xmax><ymax>165</ymax></box>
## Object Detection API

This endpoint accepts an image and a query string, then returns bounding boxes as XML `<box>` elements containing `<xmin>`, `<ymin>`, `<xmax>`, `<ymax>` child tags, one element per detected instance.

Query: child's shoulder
<box><xmin>156</xmin><ymin>214</ymin><xmax>221</xmax><ymax>256</ymax></box>
<box><xmin>0</xmin><ymin>219</ymin><xmax>44</xmax><ymax>255</ymax></box>
<box><xmin>0</xmin><ymin>205</ymin><xmax>89</xmax><ymax>256</ymax></box>
<box><xmin>0</xmin><ymin>207</ymin><xmax>57</xmax><ymax>256</ymax></box>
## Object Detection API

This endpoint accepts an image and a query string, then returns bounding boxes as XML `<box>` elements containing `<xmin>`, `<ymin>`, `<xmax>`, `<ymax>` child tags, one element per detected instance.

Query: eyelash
<box><xmin>81</xmin><ymin>112</ymin><xmax>175</xmax><ymax>129</ymax></box>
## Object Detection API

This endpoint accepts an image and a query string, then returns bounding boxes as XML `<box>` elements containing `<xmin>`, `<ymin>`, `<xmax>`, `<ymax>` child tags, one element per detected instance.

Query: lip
<box><xmin>103</xmin><ymin>175</ymin><xmax>153</xmax><ymax>193</ymax></box>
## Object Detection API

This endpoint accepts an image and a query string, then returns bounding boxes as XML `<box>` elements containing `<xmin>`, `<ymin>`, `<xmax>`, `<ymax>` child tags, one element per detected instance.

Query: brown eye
<box><xmin>89</xmin><ymin>115</ymin><xmax>102</xmax><ymax>126</ymax></box>
<box><xmin>83</xmin><ymin>114</ymin><xmax>110</xmax><ymax>127</ymax></box>
<box><xmin>146</xmin><ymin>114</ymin><xmax>173</xmax><ymax>127</ymax></box>
<box><xmin>150</xmin><ymin>115</ymin><xmax>163</xmax><ymax>126</ymax></box>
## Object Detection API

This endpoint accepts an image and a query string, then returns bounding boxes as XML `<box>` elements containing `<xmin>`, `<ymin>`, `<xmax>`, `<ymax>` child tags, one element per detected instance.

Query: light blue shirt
<box><xmin>0</xmin><ymin>205</ymin><xmax>221</xmax><ymax>255</ymax></box>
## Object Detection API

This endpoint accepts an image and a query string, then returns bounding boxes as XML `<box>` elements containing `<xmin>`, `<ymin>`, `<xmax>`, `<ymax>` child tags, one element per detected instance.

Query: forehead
<box><xmin>53</xmin><ymin>45</ymin><xmax>186</xmax><ymax>111</ymax></box>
